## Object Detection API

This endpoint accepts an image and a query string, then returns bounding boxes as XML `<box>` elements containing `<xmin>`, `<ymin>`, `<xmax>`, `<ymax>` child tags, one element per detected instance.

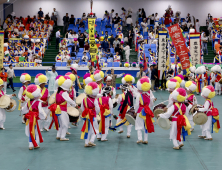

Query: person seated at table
<box><xmin>63</xmin><ymin>52</ymin><xmax>70</xmax><ymax>62</ymax></box>
<box><xmin>82</xmin><ymin>52</ymin><xmax>88</xmax><ymax>62</ymax></box>
<box><xmin>113</xmin><ymin>51</ymin><xmax>120</xmax><ymax>62</ymax></box>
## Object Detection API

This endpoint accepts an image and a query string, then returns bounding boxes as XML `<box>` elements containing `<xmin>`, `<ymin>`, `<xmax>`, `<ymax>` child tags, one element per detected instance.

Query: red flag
<box><xmin>143</xmin><ymin>53</ymin><xmax>148</xmax><ymax>73</ymax></box>
<box><xmin>168</xmin><ymin>24</ymin><xmax>190</xmax><ymax>69</ymax></box>
<box><xmin>96</xmin><ymin>55</ymin><xmax>100</xmax><ymax>70</ymax></box>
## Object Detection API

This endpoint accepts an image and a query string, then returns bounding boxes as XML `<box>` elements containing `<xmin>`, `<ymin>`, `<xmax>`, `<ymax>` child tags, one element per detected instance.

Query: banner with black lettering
<box><xmin>158</xmin><ymin>31</ymin><xmax>167</xmax><ymax>80</ymax></box>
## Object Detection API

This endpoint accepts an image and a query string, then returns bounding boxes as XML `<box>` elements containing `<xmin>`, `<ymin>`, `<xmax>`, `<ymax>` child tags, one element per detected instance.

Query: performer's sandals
<box><xmin>173</xmin><ymin>146</ymin><xmax>180</xmax><ymax>150</ymax></box>
<box><xmin>198</xmin><ymin>135</ymin><xmax>206</xmax><ymax>139</ymax></box>
<box><xmin>34</xmin><ymin>146</ymin><xmax>40</xmax><ymax>149</ymax></box>
<box><xmin>137</xmin><ymin>140</ymin><xmax>143</xmax><ymax>144</ymax></box>
<box><xmin>89</xmin><ymin>142</ymin><xmax>96</xmax><ymax>146</ymax></box>
<box><xmin>118</xmin><ymin>130</ymin><xmax>124</xmax><ymax>134</ymax></box>
<box><xmin>101</xmin><ymin>139</ymin><xmax>108</xmax><ymax>142</ymax></box>
<box><xmin>60</xmin><ymin>138</ymin><xmax>69</xmax><ymax>141</ymax></box>
<box><xmin>43</xmin><ymin>128</ymin><xmax>49</xmax><ymax>132</ymax></box>
<box><xmin>204</xmin><ymin>138</ymin><xmax>213</xmax><ymax>140</ymax></box>
<box><xmin>97</xmin><ymin>138</ymin><xmax>101</xmax><ymax>141</ymax></box>
<box><xmin>0</xmin><ymin>127</ymin><xmax>5</xmax><ymax>130</ymax></box>
<box><xmin>127</xmin><ymin>136</ymin><xmax>130</xmax><ymax>138</ymax></box>
<box><xmin>29</xmin><ymin>147</ymin><xmax>33</xmax><ymax>150</ymax></box>
<box><xmin>56</xmin><ymin>137</ymin><xmax>60</xmax><ymax>140</ymax></box>
<box><xmin>66</xmin><ymin>132</ymin><xmax>71</xmax><ymax>135</ymax></box>
<box><xmin>84</xmin><ymin>144</ymin><xmax>92</xmax><ymax>147</ymax></box>
<box><xmin>179</xmin><ymin>144</ymin><xmax>184</xmax><ymax>148</ymax></box>
<box><xmin>190</xmin><ymin>129</ymin><xmax>194</xmax><ymax>132</ymax></box>
<box><xmin>142</xmin><ymin>141</ymin><xmax>148</xmax><ymax>144</ymax></box>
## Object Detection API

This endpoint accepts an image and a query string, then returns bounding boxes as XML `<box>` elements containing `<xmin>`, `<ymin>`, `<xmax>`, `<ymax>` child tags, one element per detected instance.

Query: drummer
<box><xmin>185</xmin><ymin>81</ymin><xmax>197</xmax><ymax>132</ymax></box>
<box><xmin>157</xmin><ymin>88</ymin><xmax>191</xmax><ymax>150</ymax></box>
<box><xmin>163</xmin><ymin>78</ymin><xmax>180</xmax><ymax>112</ymax></box>
<box><xmin>48</xmin><ymin>76</ymin><xmax>76</xmax><ymax>141</ymax></box>
<box><xmin>115</xmin><ymin>84</ymin><xmax>133</xmax><ymax>138</ymax></box>
<box><xmin>97</xmin><ymin>86</ymin><xmax>113</xmax><ymax>141</ymax></box>
<box><xmin>70</xmin><ymin>64</ymin><xmax>82</xmax><ymax>97</ymax></box>
<box><xmin>18</xmin><ymin>73</ymin><xmax>31</xmax><ymax>124</ymax></box>
<box><xmin>195</xmin><ymin>85</ymin><xmax>220</xmax><ymax>140</ymax></box>
<box><xmin>122</xmin><ymin>74</ymin><xmax>138</xmax><ymax>98</ymax></box>
<box><xmin>80</xmin><ymin>82</ymin><xmax>100</xmax><ymax>147</ymax></box>
<box><xmin>34</xmin><ymin>74</ymin><xmax>50</xmax><ymax>132</ymax></box>
<box><xmin>93</xmin><ymin>70</ymin><xmax>105</xmax><ymax>94</ymax></box>
<box><xmin>104</xmin><ymin>76</ymin><xmax>116</xmax><ymax>99</ymax></box>
<box><xmin>134</xmin><ymin>77</ymin><xmax>155</xmax><ymax>144</ymax></box>
<box><xmin>0</xmin><ymin>78</ymin><xmax>16</xmax><ymax>130</ymax></box>
<box><xmin>22</xmin><ymin>85</ymin><xmax>47</xmax><ymax>150</ymax></box>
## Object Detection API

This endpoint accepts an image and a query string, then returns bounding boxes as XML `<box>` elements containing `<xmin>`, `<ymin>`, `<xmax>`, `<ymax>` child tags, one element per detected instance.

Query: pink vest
<box><xmin>27</xmin><ymin>100</ymin><xmax>40</xmax><ymax>112</ymax></box>
<box><xmin>0</xmin><ymin>90</ymin><xmax>5</xmax><ymax>97</ymax></box>
<box><xmin>21</xmin><ymin>86</ymin><xmax>27</xmax><ymax>101</ymax></box>
<box><xmin>172</xmin><ymin>103</ymin><xmax>186</xmax><ymax>117</ymax></box>
<box><xmin>69</xmin><ymin>87</ymin><xmax>75</xmax><ymax>100</ymax></box>
<box><xmin>41</xmin><ymin>88</ymin><xmax>49</xmax><ymax>107</ymax></box>
<box><xmin>98</xmin><ymin>96</ymin><xmax>109</xmax><ymax>106</ymax></box>
<box><xmin>83</xmin><ymin>97</ymin><xmax>96</xmax><ymax>117</ymax></box>
<box><xmin>56</xmin><ymin>91</ymin><xmax>67</xmax><ymax>112</ymax></box>
<box><xmin>137</xmin><ymin>92</ymin><xmax>151</xmax><ymax>113</ymax></box>
<box><xmin>204</xmin><ymin>100</ymin><xmax>213</xmax><ymax>116</ymax></box>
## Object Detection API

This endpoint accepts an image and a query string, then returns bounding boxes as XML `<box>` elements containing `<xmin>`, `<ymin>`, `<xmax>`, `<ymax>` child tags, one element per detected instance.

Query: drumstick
<box><xmin>153</xmin><ymin>100</ymin><xmax>169</xmax><ymax>108</ymax></box>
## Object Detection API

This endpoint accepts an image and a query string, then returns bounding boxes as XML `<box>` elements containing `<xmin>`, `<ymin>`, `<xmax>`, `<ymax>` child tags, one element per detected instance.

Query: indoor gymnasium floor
<box><xmin>0</xmin><ymin>88</ymin><xmax>221</xmax><ymax>170</ymax></box>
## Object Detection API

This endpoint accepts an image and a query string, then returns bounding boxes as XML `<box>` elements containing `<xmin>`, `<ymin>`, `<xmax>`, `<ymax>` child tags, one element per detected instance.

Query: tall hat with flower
<box><xmin>121</xmin><ymin>74</ymin><xmax>135</xmax><ymax>84</ymax></box>
<box><xmin>0</xmin><ymin>78</ymin><xmax>3</xmax><ymax>86</ymax></box>
<box><xmin>201</xmin><ymin>85</ymin><xmax>216</xmax><ymax>99</ymax></box>
<box><xmin>185</xmin><ymin>81</ymin><xmax>197</xmax><ymax>92</ymax></box>
<box><xmin>84</xmin><ymin>82</ymin><xmax>99</xmax><ymax>97</ymax></box>
<box><xmin>26</xmin><ymin>85</ymin><xmax>41</xmax><ymax>99</ymax></box>
<box><xmin>20</xmin><ymin>73</ymin><xmax>31</xmax><ymax>83</ymax></box>
<box><xmin>57</xmin><ymin>76</ymin><xmax>73</xmax><ymax>91</ymax></box>
<box><xmin>65</xmin><ymin>72</ymin><xmax>76</xmax><ymax>83</ymax></box>
<box><xmin>34</xmin><ymin>73</ymin><xmax>48</xmax><ymax>85</ymax></box>
<box><xmin>175</xmin><ymin>75</ymin><xmax>185</xmax><ymax>88</ymax></box>
<box><xmin>166</xmin><ymin>78</ymin><xmax>180</xmax><ymax>91</ymax></box>
<box><xmin>137</xmin><ymin>77</ymin><xmax>151</xmax><ymax>92</ymax></box>
<box><xmin>93</xmin><ymin>70</ymin><xmax>104</xmax><ymax>82</ymax></box>
<box><xmin>171</xmin><ymin>87</ymin><xmax>187</xmax><ymax>102</ymax></box>
<box><xmin>83</xmin><ymin>73</ymin><xmax>94</xmax><ymax>86</ymax></box>
<box><xmin>70</xmin><ymin>63</ymin><xmax>78</xmax><ymax>74</ymax></box>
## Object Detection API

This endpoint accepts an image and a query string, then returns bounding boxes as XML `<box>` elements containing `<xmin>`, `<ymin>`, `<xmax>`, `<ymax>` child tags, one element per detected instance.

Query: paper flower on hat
<box><xmin>124</xmin><ymin>62</ymin><xmax>130</xmax><ymax>68</ymax></box>
<box><xmin>122</xmin><ymin>74</ymin><xmax>134</xmax><ymax>84</ymax></box>
<box><xmin>65</xmin><ymin>72</ymin><xmax>76</xmax><ymax>82</ymax></box>
<box><xmin>93</xmin><ymin>70</ymin><xmax>104</xmax><ymax>81</ymax></box>
<box><xmin>26</xmin><ymin>85</ymin><xmax>41</xmax><ymax>99</ymax></box>
<box><xmin>83</xmin><ymin>73</ymin><xmax>93</xmax><ymax>86</ymax></box>
<box><xmin>132</xmin><ymin>62</ymin><xmax>137</xmax><ymax>67</ymax></box>
<box><xmin>70</xmin><ymin>63</ymin><xmax>78</xmax><ymax>73</ymax></box>
<box><xmin>121</xmin><ymin>41</ymin><xmax>124</xmax><ymax>44</ymax></box>
<box><xmin>137</xmin><ymin>77</ymin><xmax>151</xmax><ymax>92</ymax></box>
<box><xmin>0</xmin><ymin>79</ymin><xmax>3</xmax><ymax>86</ymax></box>
<box><xmin>185</xmin><ymin>81</ymin><xmax>197</xmax><ymax>92</ymax></box>
<box><xmin>139</xmin><ymin>62</ymin><xmax>143</xmax><ymax>68</ymax></box>
<box><xmin>58</xmin><ymin>76</ymin><xmax>73</xmax><ymax>91</ymax></box>
<box><xmin>171</xmin><ymin>88</ymin><xmax>186</xmax><ymax>102</ymax></box>
<box><xmin>201</xmin><ymin>85</ymin><xmax>215</xmax><ymax>99</ymax></box>
<box><xmin>190</xmin><ymin>66</ymin><xmax>196</xmax><ymax>73</ymax></box>
<box><xmin>85</xmin><ymin>82</ymin><xmax>99</xmax><ymax>96</ymax></box>
<box><xmin>20</xmin><ymin>73</ymin><xmax>31</xmax><ymax>83</ymax></box>
<box><xmin>34</xmin><ymin>73</ymin><xmax>48</xmax><ymax>85</ymax></box>
<box><xmin>166</xmin><ymin>78</ymin><xmax>180</xmax><ymax>90</ymax></box>
<box><xmin>174</xmin><ymin>76</ymin><xmax>182</xmax><ymax>84</ymax></box>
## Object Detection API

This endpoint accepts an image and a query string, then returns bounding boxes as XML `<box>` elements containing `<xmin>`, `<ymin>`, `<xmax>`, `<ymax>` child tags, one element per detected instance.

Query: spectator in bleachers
<box><xmin>151</xmin><ymin>65</ymin><xmax>158</xmax><ymax>92</ymax></box>
<box><xmin>24</xmin><ymin>56</ymin><xmax>29</xmax><ymax>62</ymax></box>
<box><xmin>72</xmin><ymin>41</ymin><xmax>79</xmax><ymax>55</ymax></box>
<box><xmin>149</xmin><ymin>14</ymin><xmax>155</xmax><ymax>25</ymax></box>
<box><xmin>108</xmin><ymin>34</ymin><xmax>115</xmax><ymax>48</ymax></box>
<box><xmin>186</xmin><ymin>13</ymin><xmax>191</xmax><ymax>22</ymax></box>
<box><xmin>65</xmin><ymin>47</ymin><xmax>70</xmax><ymax>55</ymax></box>
<box><xmin>82</xmin><ymin>52</ymin><xmax>88</xmax><ymax>62</ymax></box>
<box><xmin>56</xmin><ymin>28</ymin><xmax>61</xmax><ymax>49</ymax></box>
<box><xmin>44</xmin><ymin>14</ymin><xmax>50</xmax><ymax>21</ymax></box>
<box><xmin>82</xmin><ymin>13</ymin><xmax>87</xmax><ymax>21</ymax></box>
<box><xmin>114</xmin><ymin>52</ymin><xmax>120</xmax><ymax>62</ymax></box>
<box><xmin>182</xmin><ymin>24</ymin><xmax>189</xmax><ymax>32</ymax></box>
<box><xmin>106</xmin><ymin>49</ymin><xmax>113</xmax><ymax>58</ymax></box>
<box><xmin>141</xmin><ymin>18</ymin><xmax>148</xmax><ymax>33</ymax></box>
<box><xmin>154</xmin><ymin>13</ymin><xmax>159</xmax><ymax>27</ymax></box>
<box><xmin>187</xmin><ymin>19</ymin><xmax>192</xmax><ymax>29</ymax></box>
<box><xmin>79</xmin><ymin>20</ymin><xmax>85</xmax><ymax>29</ymax></box>
<box><xmin>115</xmin><ymin>44</ymin><xmax>123</xmax><ymax>61</ymax></box>
<box><xmin>127</xmin><ymin>30</ymin><xmax>133</xmax><ymax>49</ymax></box>
<box><xmin>78</xmin><ymin>33</ymin><xmax>85</xmax><ymax>48</ymax></box>
<box><xmin>103</xmin><ymin>10</ymin><xmax>109</xmax><ymax>21</ymax></box>
<box><xmin>116</xmin><ymin>22</ymin><xmax>122</xmax><ymax>32</ymax></box>
<box><xmin>195</xmin><ymin>19</ymin><xmax>200</xmax><ymax>32</ymax></box>
<box><xmin>52</xmin><ymin>8</ymin><xmax>58</xmax><ymax>26</ymax></box>
<box><xmin>83</xmin><ymin>30</ymin><xmax>88</xmax><ymax>39</ymax></box>
<box><xmin>113</xmin><ymin>37</ymin><xmax>120</xmax><ymax>48</ymax></box>
<box><xmin>126</xmin><ymin>15</ymin><xmax>133</xmax><ymax>31</ymax></box>
<box><xmin>141</xmin><ymin>8</ymin><xmax>146</xmax><ymax>20</ymax></box>
<box><xmin>37</xmin><ymin>8</ymin><xmax>44</xmax><ymax>19</ymax></box>
<box><xmin>137</xmin><ymin>9</ymin><xmax>142</xmax><ymax>21</ymax></box>
<box><xmin>78</xmin><ymin>30</ymin><xmax>81</xmax><ymax>37</ymax></box>
<box><xmin>138</xmin><ymin>52</ymin><xmax>144</xmax><ymax>62</ymax></box>
<box><xmin>73</xmin><ymin>31</ymin><xmax>78</xmax><ymax>39</ymax></box>
<box><xmin>51</xmin><ymin>12</ymin><xmax>57</xmax><ymax>26</ymax></box>
<box><xmin>181</xmin><ymin>18</ymin><xmax>186</xmax><ymax>26</ymax></box>
<box><xmin>63</xmin><ymin>52</ymin><xmax>70</xmax><ymax>62</ymax></box>
<box><xmin>137</xmin><ymin>66</ymin><xmax>146</xmax><ymax>78</ymax></box>
<box><xmin>10</xmin><ymin>56</ymin><xmax>16</xmax><ymax>64</ymax></box>
<box><xmin>33</xmin><ymin>15</ymin><xmax>38</xmax><ymax>22</ymax></box>
<box><xmin>35</xmin><ymin>56</ymin><xmax>42</xmax><ymax>66</ymax></box>
<box><xmin>122</xmin><ymin>42</ymin><xmax>130</xmax><ymax>62</ymax></box>
<box><xmin>113</xmin><ymin>13</ymin><xmax>121</xmax><ymax>28</ymax></box>
<box><xmin>70</xmin><ymin>15</ymin><xmax>76</xmax><ymax>25</ymax></box>
<box><xmin>84</xmin><ymin>42</ymin><xmax>89</xmax><ymax>53</ymax></box>
<box><xmin>101</xmin><ymin>37</ymin><xmax>109</xmax><ymax>52</ymax></box>
<box><xmin>110</xmin><ymin>9</ymin><xmax>115</xmax><ymax>25</ymax></box>
<box><xmin>56</xmin><ymin>52</ymin><xmax>62</xmax><ymax>62</ymax></box>
<box><xmin>63</xmin><ymin>13</ymin><xmax>70</xmax><ymax>34</ymax></box>
<box><xmin>104</xmin><ymin>31</ymin><xmax>109</xmax><ymax>39</ymax></box>
<box><xmin>201</xmin><ymin>33</ymin><xmax>208</xmax><ymax>55</ymax></box>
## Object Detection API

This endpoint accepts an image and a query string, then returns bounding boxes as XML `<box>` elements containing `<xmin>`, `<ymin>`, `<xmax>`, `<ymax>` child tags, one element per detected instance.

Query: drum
<box><xmin>96</xmin><ymin>115</ymin><xmax>101</xmax><ymax>124</ymax></box>
<box><xmin>193</xmin><ymin>112</ymin><xmax>208</xmax><ymax>125</ymax></box>
<box><xmin>49</xmin><ymin>93</ymin><xmax>56</xmax><ymax>105</ymax></box>
<box><xmin>157</xmin><ymin>117</ymin><xmax>171</xmax><ymax>130</ymax></box>
<box><xmin>190</xmin><ymin>104</ymin><xmax>202</xmax><ymax>115</ymax></box>
<box><xmin>125</xmin><ymin>108</ymin><xmax>137</xmax><ymax>126</ymax></box>
<box><xmin>112</xmin><ymin>98</ymin><xmax>117</xmax><ymax>108</ymax></box>
<box><xmin>0</xmin><ymin>95</ymin><xmax>10</xmax><ymax>109</ymax></box>
<box><xmin>5</xmin><ymin>99</ymin><xmax>17</xmax><ymax>112</ymax></box>
<box><xmin>153</xmin><ymin>104</ymin><xmax>167</xmax><ymax>118</ymax></box>
<box><xmin>76</xmin><ymin>93</ymin><xmax>86</xmax><ymax>106</ymax></box>
<box><xmin>67</xmin><ymin>107</ymin><xmax>79</xmax><ymax>122</ymax></box>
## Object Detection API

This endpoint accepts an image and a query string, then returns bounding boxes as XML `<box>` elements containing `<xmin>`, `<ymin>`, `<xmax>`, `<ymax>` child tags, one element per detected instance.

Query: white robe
<box><xmin>46</xmin><ymin>71</ymin><xmax>58</xmax><ymax>93</ymax></box>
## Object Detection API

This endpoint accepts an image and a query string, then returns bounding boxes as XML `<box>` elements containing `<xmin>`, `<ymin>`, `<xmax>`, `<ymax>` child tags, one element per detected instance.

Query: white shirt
<box><xmin>126</xmin><ymin>18</ymin><xmax>133</xmax><ymax>25</ymax></box>
<box><xmin>123</xmin><ymin>45</ymin><xmax>130</xmax><ymax>55</ymax></box>
<box><xmin>80</xmin><ymin>97</ymin><xmax>100</xmax><ymax>115</ymax></box>
<box><xmin>201</xmin><ymin>36</ymin><xmax>208</xmax><ymax>42</ymax></box>
<box><xmin>7</xmin><ymin>68</ymin><xmax>14</xmax><ymax>78</ymax></box>
<box><xmin>195</xmin><ymin>22</ymin><xmax>200</xmax><ymax>32</ymax></box>
<box><xmin>56</xmin><ymin>31</ymin><xmax>60</xmax><ymax>38</ymax></box>
<box><xmin>82</xmin><ymin>55</ymin><xmax>88</xmax><ymax>62</ymax></box>
<box><xmin>63</xmin><ymin>55</ymin><xmax>70</xmax><ymax>62</ymax></box>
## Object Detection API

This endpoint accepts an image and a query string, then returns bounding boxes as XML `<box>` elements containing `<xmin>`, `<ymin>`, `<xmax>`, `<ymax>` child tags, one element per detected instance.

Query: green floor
<box><xmin>1</xmin><ymin>88</ymin><xmax>222</xmax><ymax>170</ymax></box>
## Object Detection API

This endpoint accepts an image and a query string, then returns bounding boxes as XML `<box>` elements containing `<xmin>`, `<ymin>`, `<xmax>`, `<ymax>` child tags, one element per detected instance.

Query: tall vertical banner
<box><xmin>158</xmin><ymin>31</ymin><xmax>168</xmax><ymax>80</ymax></box>
<box><xmin>88</xmin><ymin>18</ymin><xmax>97</xmax><ymax>62</ymax></box>
<box><xmin>190</xmin><ymin>33</ymin><xmax>201</xmax><ymax>66</ymax></box>
<box><xmin>0</xmin><ymin>31</ymin><xmax>4</xmax><ymax>69</ymax></box>
<box><xmin>168</xmin><ymin>24</ymin><xmax>190</xmax><ymax>69</ymax></box>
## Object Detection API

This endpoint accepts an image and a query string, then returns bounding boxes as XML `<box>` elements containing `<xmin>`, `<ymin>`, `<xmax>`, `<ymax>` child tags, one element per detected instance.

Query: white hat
<box><xmin>137</xmin><ymin>77</ymin><xmax>151</xmax><ymax>92</ymax></box>
<box><xmin>166</xmin><ymin>78</ymin><xmax>180</xmax><ymax>91</ymax></box>
<box><xmin>34</xmin><ymin>73</ymin><xmax>48</xmax><ymax>85</ymax></box>
<box><xmin>57</xmin><ymin>76</ymin><xmax>73</xmax><ymax>91</ymax></box>
<box><xmin>121</xmin><ymin>74</ymin><xmax>135</xmax><ymax>84</ymax></box>
<box><xmin>20</xmin><ymin>73</ymin><xmax>31</xmax><ymax>83</ymax></box>
<box><xmin>93</xmin><ymin>70</ymin><xmax>104</xmax><ymax>81</ymax></box>
<box><xmin>26</xmin><ymin>85</ymin><xmax>41</xmax><ymax>99</ymax></box>
<box><xmin>185</xmin><ymin>81</ymin><xmax>197</xmax><ymax>92</ymax></box>
<box><xmin>171</xmin><ymin>88</ymin><xmax>187</xmax><ymax>102</ymax></box>
<box><xmin>201</xmin><ymin>85</ymin><xmax>215</xmax><ymax>99</ymax></box>
<box><xmin>85</xmin><ymin>82</ymin><xmax>99</xmax><ymax>97</ymax></box>
<box><xmin>106</xmin><ymin>76</ymin><xmax>112</xmax><ymax>81</ymax></box>
<box><xmin>190</xmin><ymin>66</ymin><xmax>196</xmax><ymax>73</ymax></box>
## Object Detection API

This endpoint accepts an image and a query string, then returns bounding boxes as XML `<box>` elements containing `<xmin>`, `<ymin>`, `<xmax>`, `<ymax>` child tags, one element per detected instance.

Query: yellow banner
<box><xmin>0</xmin><ymin>31</ymin><xmax>4</xmax><ymax>69</ymax></box>
<box><xmin>88</xmin><ymin>18</ymin><xmax>97</xmax><ymax>61</ymax></box>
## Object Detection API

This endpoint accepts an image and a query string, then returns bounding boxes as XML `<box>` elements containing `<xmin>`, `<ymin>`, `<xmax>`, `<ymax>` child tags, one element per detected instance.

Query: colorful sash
<box><xmin>99</xmin><ymin>98</ymin><xmax>111</xmax><ymax>134</ymax></box>
<box><xmin>196</xmin><ymin>74</ymin><xmax>202</xmax><ymax>93</ymax></box>
<box><xmin>18</xmin><ymin>86</ymin><xmax>27</xmax><ymax>110</ymax></box>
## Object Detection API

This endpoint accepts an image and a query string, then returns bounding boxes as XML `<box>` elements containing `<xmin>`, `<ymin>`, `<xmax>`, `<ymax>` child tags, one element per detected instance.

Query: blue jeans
<box><xmin>202</xmin><ymin>42</ymin><xmax>208</xmax><ymax>54</ymax></box>
<box><xmin>127</xmin><ymin>24</ymin><xmax>131</xmax><ymax>31</ymax></box>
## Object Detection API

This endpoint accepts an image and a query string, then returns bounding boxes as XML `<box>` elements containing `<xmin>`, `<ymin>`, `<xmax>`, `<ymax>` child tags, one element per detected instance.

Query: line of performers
<box><xmin>0</xmin><ymin>65</ymin><xmax>220</xmax><ymax>150</ymax></box>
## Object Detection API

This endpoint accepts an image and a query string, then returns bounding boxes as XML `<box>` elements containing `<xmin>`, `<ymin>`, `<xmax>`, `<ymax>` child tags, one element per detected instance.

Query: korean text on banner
<box><xmin>0</xmin><ymin>31</ymin><xmax>4</xmax><ymax>69</ymax></box>
<box><xmin>88</xmin><ymin>18</ymin><xmax>97</xmax><ymax>61</ymax></box>
<box><xmin>168</xmin><ymin>24</ymin><xmax>190</xmax><ymax>69</ymax></box>
<box><xmin>190</xmin><ymin>33</ymin><xmax>201</xmax><ymax>66</ymax></box>
<box><xmin>158</xmin><ymin>31</ymin><xmax>167</xmax><ymax>71</ymax></box>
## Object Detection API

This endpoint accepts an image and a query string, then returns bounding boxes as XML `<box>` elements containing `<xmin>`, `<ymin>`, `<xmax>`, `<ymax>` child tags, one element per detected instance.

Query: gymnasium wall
<box><xmin>4</xmin><ymin>0</ymin><xmax>222</xmax><ymax>26</ymax></box>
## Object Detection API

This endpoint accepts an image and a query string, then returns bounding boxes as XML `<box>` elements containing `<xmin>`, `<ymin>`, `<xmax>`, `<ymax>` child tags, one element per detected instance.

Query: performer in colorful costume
<box><xmin>94</xmin><ymin>70</ymin><xmax>105</xmax><ymax>94</ymax></box>
<box><xmin>134</xmin><ymin>77</ymin><xmax>155</xmax><ymax>144</ymax></box>
<box><xmin>22</xmin><ymin>85</ymin><xmax>47</xmax><ymax>150</ymax></box>
<box><xmin>34</xmin><ymin>73</ymin><xmax>50</xmax><ymax>132</ymax></box>
<box><xmin>158</xmin><ymin>88</ymin><xmax>191</xmax><ymax>150</ymax></box>
<box><xmin>122</xmin><ymin>74</ymin><xmax>137</xmax><ymax>97</ymax></box>
<box><xmin>195</xmin><ymin>86</ymin><xmax>220</xmax><ymax>140</ymax></box>
<box><xmin>80</xmin><ymin>82</ymin><xmax>100</xmax><ymax>147</ymax></box>
<box><xmin>70</xmin><ymin>64</ymin><xmax>82</xmax><ymax>97</ymax></box>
